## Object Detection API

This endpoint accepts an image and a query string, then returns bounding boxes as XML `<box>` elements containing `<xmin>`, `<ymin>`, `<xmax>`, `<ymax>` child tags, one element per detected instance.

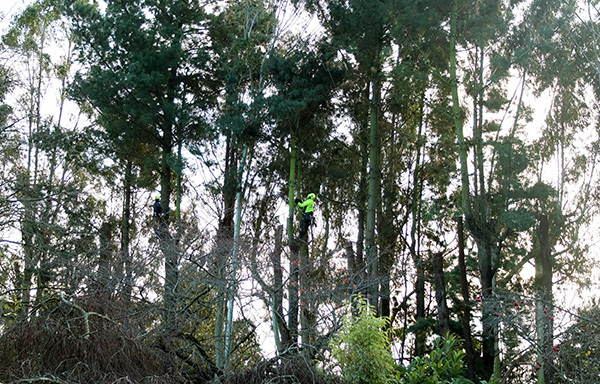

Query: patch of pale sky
<box><xmin>0</xmin><ymin>0</ymin><xmax>32</xmax><ymax>33</ymax></box>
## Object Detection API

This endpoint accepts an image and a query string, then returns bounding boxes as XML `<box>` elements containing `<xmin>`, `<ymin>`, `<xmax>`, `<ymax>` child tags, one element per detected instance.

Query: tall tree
<box><xmin>265</xmin><ymin>39</ymin><xmax>344</xmax><ymax>351</ymax></box>
<box><xmin>447</xmin><ymin>0</ymin><xmax>550</xmax><ymax>377</ymax></box>
<box><xmin>301</xmin><ymin>0</ymin><xmax>396</xmax><ymax>314</ymax></box>
<box><xmin>448</xmin><ymin>0</ymin><xmax>593</xmax><ymax>380</ymax></box>
<box><xmin>66</xmin><ymin>0</ymin><xmax>216</xmax><ymax>337</ymax></box>
<box><xmin>3</xmin><ymin>0</ymin><xmax>101</xmax><ymax>318</ymax></box>
<box><xmin>204</xmin><ymin>0</ymin><xmax>274</xmax><ymax>367</ymax></box>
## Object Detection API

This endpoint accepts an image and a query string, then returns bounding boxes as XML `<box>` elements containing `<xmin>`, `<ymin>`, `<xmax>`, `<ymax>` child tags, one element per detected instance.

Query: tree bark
<box><xmin>365</xmin><ymin>73</ymin><xmax>382</xmax><ymax>312</ymax></box>
<box><xmin>432</xmin><ymin>251</ymin><xmax>450</xmax><ymax>337</ymax></box>
<box><xmin>414</xmin><ymin>256</ymin><xmax>426</xmax><ymax>356</ymax></box>
<box><xmin>120</xmin><ymin>159</ymin><xmax>133</xmax><ymax>305</ymax></box>
<box><xmin>457</xmin><ymin>217</ymin><xmax>475</xmax><ymax>380</ymax></box>
<box><xmin>300</xmin><ymin>240</ymin><xmax>316</xmax><ymax>355</ymax></box>
<box><xmin>287</xmin><ymin>118</ymin><xmax>300</xmax><ymax>346</ymax></box>
<box><xmin>159</xmin><ymin>140</ymin><xmax>178</xmax><ymax>330</ymax></box>
<box><xmin>270</xmin><ymin>225</ymin><xmax>292</xmax><ymax>352</ymax></box>
<box><xmin>356</xmin><ymin>113</ymin><xmax>368</xmax><ymax>273</ymax></box>
<box><xmin>450</xmin><ymin>0</ymin><xmax>496</xmax><ymax>377</ymax></box>
<box><xmin>536</xmin><ymin>214</ymin><xmax>554</xmax><ymax>384</ymax></box>
<box><xmin>223</xmin><ymin>145</ymin><xmax>248</xmax><ymax>367</ymax></box>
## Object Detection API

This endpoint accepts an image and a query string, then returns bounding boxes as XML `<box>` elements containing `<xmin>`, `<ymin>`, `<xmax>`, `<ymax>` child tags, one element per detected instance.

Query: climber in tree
<box><xmin>295</xmin><ymin>193</ymin><xmax>315</xmax><ymax>239</ymax></box>
<box><xmin>153</xmin><ymin>195</ymin><xmax>163</xmax><ymax>224</ymax></box>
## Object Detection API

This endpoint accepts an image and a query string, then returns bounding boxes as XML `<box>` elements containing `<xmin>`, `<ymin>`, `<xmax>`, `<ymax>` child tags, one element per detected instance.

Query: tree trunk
<box><xmin>214</xmin><ymin>283</ymin><xmax>226</xmax><ymax>368</ymax></box>
<box><xmin>159</xmin><ymin>141</ymin><xmax>178</xmax><ymax>327</ymax></box>
<box><xmin>223</xmin><ymin>145</ymin><xmax>248</xmax><ymax>367</ymax></box>
<box><xmin>477</xmin><ymin>240</ymin><xmax>497</xmax><ymax>377</ymax></box>
<box><xmin>287</xmin><ymin>118</ymin><xmax>300</xmax><ymax>347</ymax></box>
<box><xmin>409</xmin><ymin>92</ymin><xmax>426</xmax><ymax>355</ymax></box>
<box><xmin>365</xmin><ymin>73</ymin><xmax>382</xmax><ymax>312</ymax></box>
<box><xmin>414</xmin><ymin>257</ymin><xmax>426</xmax><ymax>356</ymax></box>
<box><xmin>457</xmin><ymin>217</ymin><xmax>475</xmax><ymax>380</ymax></box>
<box><xmin>120</xmin><ymin>160</ymin><xmax>133</xmax><ymax>305</ymax></box>
<box><xmin>287</xmin><ymin>122</ymin><xmax>298</xmax><ymax>245</ymax></box>
<box><xmin>96</xmin><ymin>219</ymin><xmax>114</xmax><ymax>295</ymax></box>
<box><xmin>432</xmin><ymin>251</ymin><xmax>450</xmax><ymax>337</ymax></box>
<box><xmin>450</xmin><ymin>1</ymin><xmax>495</xmax><ymax>377</ymax></box>
<box><xmin>356</xmin><ymin>116</ymin><xmax>368</xmax><ymax>273</ymax></box>
<box><xmin>214</xmin><ymin>131</ymin><xmax>238</xmax><ymax>367</ymax></box>
<box><xmin>221</xmin><ymin>130</ymin><xmax>237</xmax><ymax>238</ymax></box>
<box><xmin>536</xmin><ymin>214</ymin><xmax>554</xmax><ymax>384</ymax></box>
<box><xmin>270</xmin><ymin>225</ymin><xmax>292</xmax><ymax>352</ymax></box>
<box><xmin>300</xmin><ymin>240</ymin><xmax>316</xmax><ymax>355</ymax></box>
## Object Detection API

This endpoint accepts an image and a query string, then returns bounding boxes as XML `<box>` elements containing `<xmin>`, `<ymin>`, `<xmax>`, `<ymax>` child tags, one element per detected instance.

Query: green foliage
<box><xmin>553</xmin><ymin>303</ymin><xmax>600</xmax><ymax>384</ymax></box>
<box><xmin>401</xmin><ymin>334</ymin><xmax>499</xmax><ymax>384</ymax></box>
<box><xmin>402</xmin><ymin>335</ymin><xmax>471</xmax><ymax>384</ymax></box>
<box><xmin>331</xmin><ymin>298</ymin><xmax>399</xmax><ymax>384</ymax></box>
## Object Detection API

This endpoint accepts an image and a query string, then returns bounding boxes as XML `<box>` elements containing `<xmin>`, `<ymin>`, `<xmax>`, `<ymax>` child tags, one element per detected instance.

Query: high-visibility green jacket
<box><xmin>298</xmin><ymin>195</ymin><xmax>315</xmax><ymax>213</ymax></box>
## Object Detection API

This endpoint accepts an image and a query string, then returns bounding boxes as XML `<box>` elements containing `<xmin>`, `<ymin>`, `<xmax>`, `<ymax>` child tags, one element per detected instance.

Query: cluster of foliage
<box><xmin>330</xmin><ymin>298</ymin><xmax>398</xmax><ymax>384</ymax></box>
<box><xmin>330</xmin><ymin>298</ymin><xmax>499</xmax><ymax>384</ymax></box>
<box><xmin>401</xmin><ymin>336</ymin><xmax>496</xmax><ymax>384</ymax></box>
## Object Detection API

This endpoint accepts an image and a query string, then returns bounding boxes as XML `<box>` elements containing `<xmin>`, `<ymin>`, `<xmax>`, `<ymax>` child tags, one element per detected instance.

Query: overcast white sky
<box><xmin>0</xmin><ymin>0</ymin><xmax>31</xmax><ymax>32</ymax></box>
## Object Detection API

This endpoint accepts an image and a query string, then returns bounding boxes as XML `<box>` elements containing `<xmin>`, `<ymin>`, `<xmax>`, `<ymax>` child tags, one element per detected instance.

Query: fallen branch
<box><xmin>15</xmin><ymin>375</ymin><xmax>72</xmax><ymax>384</ymax></box>
<box><xmin>59</xmin><ymin>292</ymin><xmax>113</xmax><ymax>339</ymax></box>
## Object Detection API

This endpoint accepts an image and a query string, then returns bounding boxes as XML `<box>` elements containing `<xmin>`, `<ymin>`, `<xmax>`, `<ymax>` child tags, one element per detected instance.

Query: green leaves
<box><xmin>402</xmin><ymin>335</ymin><xmax>478</xmax><ymax>384</ymax></box>
<box><xmin>331</xmin><ymin>297</ymin><xmax>399</xmax><ymax>384</ymax></box>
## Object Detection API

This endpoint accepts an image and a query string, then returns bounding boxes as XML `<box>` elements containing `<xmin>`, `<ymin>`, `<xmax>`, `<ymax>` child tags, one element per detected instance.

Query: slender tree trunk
<box><xmin>287</xmin><ymin>123</ymin><xmax>298</xmax><ymax>245</ymax></box>
<box><xmin>223</xmin><ymin>146</ymin><xmax>248</xmax><ymax>367</ymax></box>
<box><xmin>121</xmin><ymin>159</ymin><xmax>133</xmax><ymax>305</ymax></box>
<box><xmin>450</xmin><ymin>1</ymin><xmax>495</xmax><ymax>377</ymax></box>
<box><xmin>214</xmin><ymin>132</ymin><xmax>238</xmax><ymax>367</ymax></box>
<box><xmin>320</xmin><ymin>207</ymin><xmax>330</xmax><ymax>268</ymax></box>
<box><xmin>20</xmin><ymin>208</ymin><xmax>36</xmax><ymax>319</ymax></box>
<box><xmin>365</xmin><ymin>73</ymin><xmax>381</xmax><ymax>311</ymax></box>
<box><xmin>377</xmin><ymin>154</ymin><xmax>399</xmax><ymax>318</ymax></box>
<box><xmin>536</xmin><ymin>214</ymin><xmax>554</xmax><ymax>384</ymax></box>
<box><xmin>457</xmin><ymin>217</ymin><xmax>475</xmax><ymax>380</ymax></box>
<box><xmin>175</xmin><ymin>140</ymin><xmax>183</xmax><ymax>232</ymax></box>
<box><xmin>299</xmin><ymin>240</ymin><xmax>316</xmax><ymax>355</ymax></box>
<box><xmin>410</xmin><ymin>92</ymin><xmax>426</xmax><ymax>355</ymax></box>
<box><xmin>160</xmin><ymin>141</ymin><xmax>178</xmax><ymax>327</ymax></box>
<box><xmin>288</xmin><ymin>119</ymin><xmax>300</xmax><ymax>347</ymax></box>
<box><xmin>214</xmin><ymin>283</ymin><xmax>226</xmax><ymax>368</ymax></box>
<box><xmin>432</xmin><ymin>251</ymin><xmax>450</xmax><ymax>337</ymax></box>
<box><xmin>97</xmin><ymin>219</ymin><xmax>113</xmax><ymax>291</ymax></box>
<box><xmin>356</xmin><ymin>118</ymin><xmax>368</xmax><ymax>272</ymax></box>
<box><xmin>477</xmin><ymin>240</ymin><xmax>497</xmax><ymax>377</ymax></box>
<box><xmin>157</xmin><ymin>123</ymin><xmax>180</xmax><ymax>377</ymax></box>
<box><xmin>270</xmin><ymin>225</ymin><xmax>292</xmax><ymax>352</ymax></box>
<box><xmin>414</xmin><ymin>257</ymin><xmax>425</xmax><ymax>356</ymax></box>
<box><xmin>450</xmin><ymin>0</ymin><xmax>469</xmax><ymax>220</ymax></box>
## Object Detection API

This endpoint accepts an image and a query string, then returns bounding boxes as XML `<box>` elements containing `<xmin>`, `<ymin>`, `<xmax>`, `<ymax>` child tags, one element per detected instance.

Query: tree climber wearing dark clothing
<box><xmin>295</xmin><ymin>193</ymin><xmax>315</xmax><ymax>239</ymax></box>
<box><xmin>153</xmin><ymin>195</ymin><xmax>163</xmax><ymax>224</ymax></box>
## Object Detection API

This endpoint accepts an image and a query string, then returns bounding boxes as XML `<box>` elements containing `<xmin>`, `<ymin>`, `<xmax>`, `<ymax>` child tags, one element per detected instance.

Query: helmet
<box><xmin>155</xmin><ymin>195</ymin><xmax>160</xmax><ymax>200</ymax></box>
<box><xmin>307</xmin><ymin>193</ymin><xmax>316</xmax><ymax>200</ymax></box>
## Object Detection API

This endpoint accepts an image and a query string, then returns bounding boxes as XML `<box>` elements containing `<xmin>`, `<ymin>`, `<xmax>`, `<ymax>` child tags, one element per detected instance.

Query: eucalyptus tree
<box><xmin>381</xmin><ymin>0</ymin><xmax>470</xmax><ymax>360</ymax></box>
<box><xmin>199</xmin><ymin>0</ymin><xmax>278</xmax><ymax>368</ymax></box>
<box><xmin>1</xmin><ymin>0</ymin><xmax>106</xmax><ymax>321</ymax></box>
<box><xmin>446</xmin><ymin>0</ymin><xmax>595</xmax><ymax>380</ymax></box>
<box><xmin>504</xmin><ymin>2</ymin><xmax>600</xmax><ymax>382</ymax></box>
<box><xmin>297</xmin><ymin>0</ymin><xmax>398</xmax><ymax>316</ymax></box>
<box><xmin>65</xmin><ymin>0</ymin><xmax>219</xmax><ymax>341</ymax></box>
<box><xmin>263</xmin><ymin>39</ymin><xmax>344</xmax><ymax>353</ymax></box>
<box><xmin>0</xmin><ymin>52</ymin><xmax>20</xmax><ymax>326</ymax></box>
